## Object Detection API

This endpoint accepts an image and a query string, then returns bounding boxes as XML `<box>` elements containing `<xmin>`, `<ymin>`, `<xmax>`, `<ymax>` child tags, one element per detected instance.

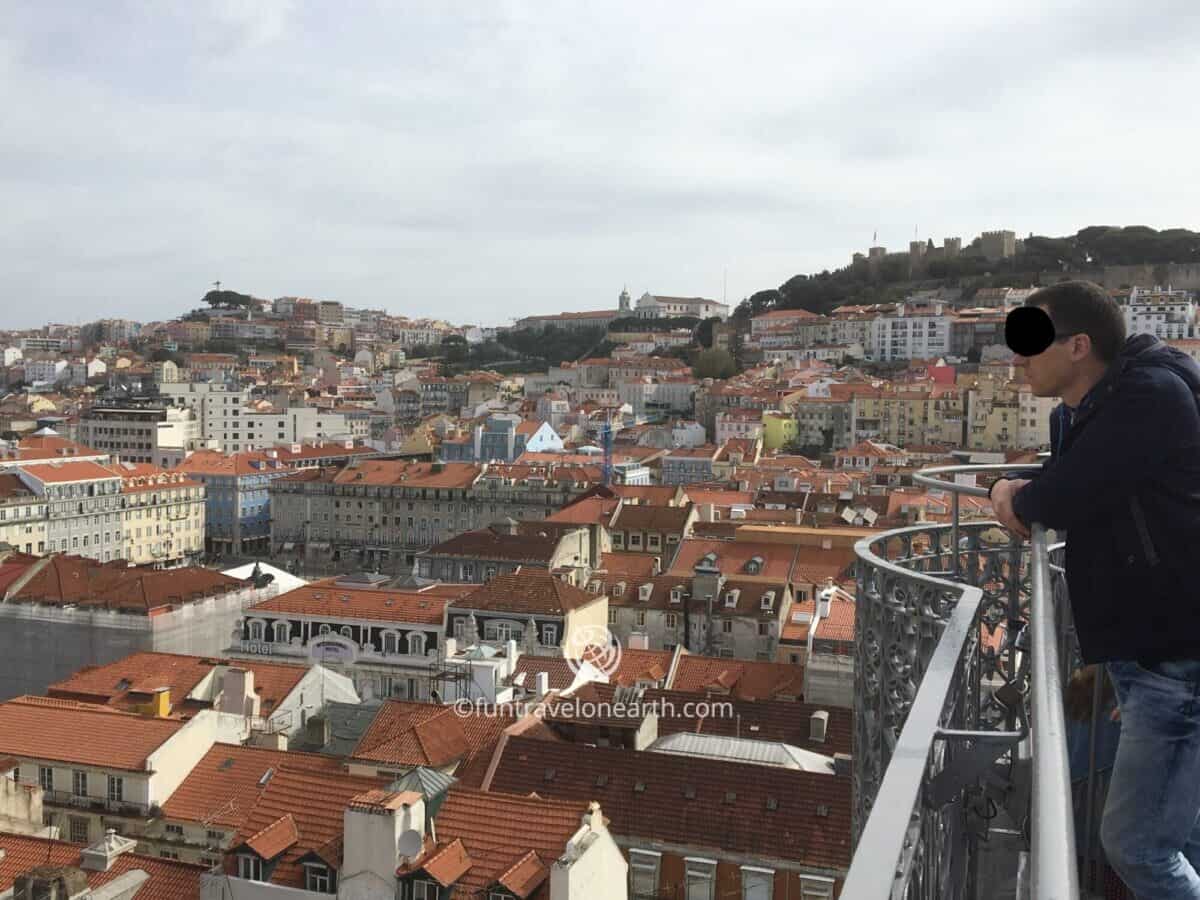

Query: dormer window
<box><xmin>588</xmin><ymin>580</ymin><xmax>602</xmax><ymax>594</ymax></box>
<box><xmin>761</xmin><ymin>591</ymin><xmax>775</xmax><ymax>610</ymax></box>
<box><xmin>238</xmin><ymin>854</ymin><xmax>264</xmax><ymax>882</ymax></box>
<box><xmin>745</xmin><ymin>556</ymin><xmax>763</xmax><ymax>575</ymax></box>
<box><xmin>670</xmin><ymin>588</ymin><xmax>682</xmax><ymax>604</ymax></box>
<box><xmin>614</xmin><ymin>582</ymin><xmax>626</xmax><ymax>596</ymax></box>
<box><xmin>304</xmin><ymin>862</ymin><xmax>334</xmax><ymax>893</ymax></box>
<box><xmin>724</xmin><ymin>589</ymin><xmax>740</xmax><ymax>608</ymax></box>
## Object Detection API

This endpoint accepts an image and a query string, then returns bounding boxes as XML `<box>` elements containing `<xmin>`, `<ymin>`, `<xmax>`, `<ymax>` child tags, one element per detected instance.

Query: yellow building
<box><xmin>850</xmin><ymin>385</ymin><xmax>966</xmax><ymax>448</ymax></box>
<box><xmin>762</xmin><ymin>411</ymin><xmax>799</xmax><ymax>451</ymax></box>
<box><xmin>0</xmin><ymin>473</ymin><xmax>48</xmax><ymax>555</ymax></box>
<box><xmin>964</xmin><ymin>377</ymin><xmax>1057</xmax><ymax>451</ymax></box>
<box><xmin>109</xmin><ymin>463</ymin><xmax>207</xmax><ymax>567</ymax></box>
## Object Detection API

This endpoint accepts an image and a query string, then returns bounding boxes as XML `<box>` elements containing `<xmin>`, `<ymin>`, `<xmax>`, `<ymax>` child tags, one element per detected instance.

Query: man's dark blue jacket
<box><xmin>1008</xmin><ymin>334</ymin><xmax>1200</xmax><ymax>664</ymax></box>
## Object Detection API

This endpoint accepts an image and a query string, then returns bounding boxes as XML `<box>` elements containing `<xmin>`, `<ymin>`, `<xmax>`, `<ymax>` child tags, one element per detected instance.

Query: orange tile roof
<box><xmin>418</xmin><ymin>787</ymin><xmax>587</xmax><ymax>897</ymax></box>
<box><xmin>176</xmin><ymin>449</ymin><xmax>290</xmax><ymax>477</ymax></box>
<box><xmin>453</xmin><ymin>572</ymin><xmax>600</xmax><ymax>616</ymax></box>
<box><xmin>421</xmin><ymin>837</ymin><xmax>473</xmax><ymax>887</ymax></box>
<box><xmin>16</xmin><ymin>460</ymin><xmax>117</xmax><ymax>483</ymax></box>
<box><xmin>161</xmin><ymin>743</ymin><xmax>345</xmax><ymax>829</ymax></box>
<box><xmin>48</xmin><ymin>652</ymin><xmax>309</xmax><ymax>716</ymax></box>
<box><xmin>249</xmin><ymin>581</ymin><xmax>462</xmax><ymax>626</ymax></box>
<box><xmin>0</xmin><ymin>696</ymin><xmax>184</xmax><ymax>771</ymax></box>
<box><xmin>231</xmin><ymin>767</ymin><xmax>388</xmax><ymax>887</ymax></box>
<box><xmin>11</xmin><ymin>555</ymin><xmax>246</xmax><ymax>612</ymax></box>
<box><xmin>0</xmin><ymin>834</ymin><xmax>205</xmax><ymax>900</ymax></box>
<box><xmin>496</xmin><ymin>848</ymin><xmax>548</xmax><ymax>897</ymax></box>
<box><xmin>489</xmin><ymin>737</ymin><xmax>850</xmax><ymax>871</ymax></box>
<box><xmin>668</xmin><ymin>538</ymin><xmax>799</xmax><ymax>583</ymax></box>
<box><xmin>351</xmin><ymin>701</ymin><xmax>515</xmax><ymax>770</ymax></box>
<box><xmin>331</xmin><ymin>459</ymin><xmax>481</xmax><ymax>489</ymax></box>
<box><xmin>245</xmin><ymin>813</ymin><xmax>300</xmax><ymax>860</ymax></box>
<box><xmin>670</xmin><ymin>655</ymin><xmax>805</xmax><ymax>701</ymax></box>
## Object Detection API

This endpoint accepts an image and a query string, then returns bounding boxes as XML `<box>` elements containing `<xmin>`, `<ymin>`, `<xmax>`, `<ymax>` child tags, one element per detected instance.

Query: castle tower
<box><xmin>619</xmin><ymin>287</ymin><xmax>631</xmax><ymax>313</ymax></box>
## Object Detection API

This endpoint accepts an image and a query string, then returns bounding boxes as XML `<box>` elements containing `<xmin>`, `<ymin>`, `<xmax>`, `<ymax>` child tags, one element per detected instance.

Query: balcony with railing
<box><xmin>844</xmin><ymin>463</ymin><xmax>1112</xmax><ymax>900</ymax></box>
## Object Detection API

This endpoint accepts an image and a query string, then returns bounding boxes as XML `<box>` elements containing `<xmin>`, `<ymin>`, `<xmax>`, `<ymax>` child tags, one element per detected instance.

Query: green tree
<box><xmin>695</xmin><ymin>316</ymin><xmax>721</xmax><ymax>349</ymax></box>
<box><xmin>693</xmin><ymin>348</ymin><xmax>737</xmax><ymax>380</ymax></box>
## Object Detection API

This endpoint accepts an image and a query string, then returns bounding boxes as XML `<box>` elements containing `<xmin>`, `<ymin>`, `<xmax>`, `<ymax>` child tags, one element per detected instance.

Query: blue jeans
<box><xmin>1102</xmin><ymin>659</ymin><xmax>1200</xmax><ymax>899</ymax></box>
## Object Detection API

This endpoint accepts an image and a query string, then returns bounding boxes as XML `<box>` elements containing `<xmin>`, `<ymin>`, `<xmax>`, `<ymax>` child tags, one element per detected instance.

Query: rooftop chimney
<box><xmin>534</xmin><ymin>671</ymin><xmax>550</xmax><ymax>698</ymax></box>
<box><xmin>809</xmin><ymin>710</ymin><xmax>829</xmax><ymax>743</ymax></box>
<box><xmin>217</xmin><ymin>668</ymin><xmax>260</xmax><ymax>718</ymax></box>
<box><xmin>342</xmin><ymin>790</ymin><xmax>426</xmax><ymax>894</ymax></box>
<box><xmin>81</xmin><ymin>829</ymin><xmax>138</xmax><ymax>872</ymax></box>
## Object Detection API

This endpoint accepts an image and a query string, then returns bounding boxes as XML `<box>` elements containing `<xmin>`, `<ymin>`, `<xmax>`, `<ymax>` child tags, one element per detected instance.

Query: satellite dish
<box><xmin>397</xmin><ymin>829</ymin><xmax>423</xmax><ymax>861</ymax></box>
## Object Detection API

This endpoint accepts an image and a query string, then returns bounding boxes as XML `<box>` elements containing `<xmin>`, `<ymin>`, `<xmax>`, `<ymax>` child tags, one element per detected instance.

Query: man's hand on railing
<box><xmin>990</xmin><ymin>478</ymin><xmax>1032</xmax><ymax>538</ymax></box>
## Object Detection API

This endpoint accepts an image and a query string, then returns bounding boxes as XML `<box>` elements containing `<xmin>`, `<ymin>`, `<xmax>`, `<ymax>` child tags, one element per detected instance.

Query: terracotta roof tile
<box><xmin>48</xmin><ymin>652</ymin><xmax>308</xmax><ymax>716</ymax></box>
<box><xmin>422</xmin><ymin>787</ymin><xmax>586</xmax><ymax>896</ymax></box>
<box><xmin>352</xmin><ymin>701</ymin><xmax>515</xmax><ymax>770</ymax></box>
<box><xmin>249</xmin><ymin>581</ymin><xmax>462</xmax><ymax>626</ymax></box>
<box><xmin>0</xmin><ymin>695</ymin><xmax>184</xmax><ymax>771</ymax></box>
<box><xmin>421</xmin><ymin>837</ymin><xmax>473</xmax><ymax>887</ymax></box>
<box><xmin>496</xmin><ymin>849</ymin><xmax>548</xmax><ymax>897</ymax></box>
<box><xmin>611</xmin><ymin>503</ymin><xmax>693</xmax><ymax>533</ymax></box>
<box><xmin>245</xmin><ymin>813</ymin><xmax>300</xmax><ymax>860</ymax></box>
<box><xmin>11</xmin><ymin>555</ymin><xmax>246</xmax><ymax>612</ymax></box>
<box><xmin>231</xmin><ymin>768</ymin><xmax>387</xmax><ymax>887</ymax></box>
<box><xmin>330</xmin><ymin>459</ymin><xmax>481</xmax><ymax>489</ymax></box>
<box><xmin>452</xmin><ymin>572</ymin><xmax>600</xmax><ymax>617</ymax></box>
<box><xmin>161</xmin><ymin>743</ymin><xmax>344</xmax><ymax>829</ymax></box>
<box><xmin>670</xmin><ymin>655</ymin><xmax>805</xmax><ymax>701</ymax></box>
<box><xmin>0</xmin><ymin>834</ymin><xmax>205</xmax><ymax>900</ymax></box>
<box><xmin>668</xmin><ymin>538</ymin><xmax>799</xmax><ymax>583</ymax></box>
<box><xmin>489</xmin><ymin>736</ymin><xmax>850</xmax><ymax>871</ymax></box>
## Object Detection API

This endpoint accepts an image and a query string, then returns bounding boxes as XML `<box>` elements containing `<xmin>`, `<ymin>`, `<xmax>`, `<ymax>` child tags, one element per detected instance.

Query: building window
<box><xmin>607</xmin><ymin>609</ymin><xmax>617</xmax><ymax>625</ymax></box>
<box><xmin>542</xmin><ymin>625</ymin><xmax>558</xmax><ymax>646</ymax></box>
<box><xmin>722</xmin><ymin>620</ymin><xmax>733</xmax><ymax>634</ymax></box>
<box><xmin>741</xmin><ymin>867</ymin><xmax>774</xmax><ymax>900</ymax></box>
<box><xmin>273</xmin><ymin>622</ymin><xmax>289</xmax><ymax>643</ymax></box>
<box><xmin>165</xmin><ymin>823</ymin><xmax>184</xmax><ymax>836</ymax></box>
<box><xmin>799</xmin><ymin>877</ymin><xmax>835</xmax><ymax>899</ymax></box>
<box><xmin>383</xmin><ymin>632</ymin><xmax>400</xmax><ymax>654</ymax></box>
<box><xmin>249</xmin><ymin>621</ymin><xmax>265</xmax><ymax>641</ymax></box>
<box><xmin>238</xmin><ymin>854</ymin><xmax>263</xmax><ymax>881</ymax></box>
<box><xmin>305</xmin><ymin>864</ymin><xmax>334</xmax><ymax>893</ymax></box>
<box><xmin>72</xmin><ymin>770</ymin><xmax>87</xmax><ymax>797</ymax></box>
<box><xmin>407</xmin><ymin>632</ymin><xmax>426</xmax><ymax>655</ymax></box>
<box><xmin>635</xmin><ymin>611</ymin><xmax>646</xmax><ymax>627</ymax></box>
<box><xmin>685</xmin><ymin>858</ymin><xmax>716</xmax><ymax>900</ymax></box>
<box><xmin>413</xmin><ymin>881</ymin><xmax>440</xmax><ymax>900</ymax></box>
<box><xmin>630</xmin><ymin>850</ymin><xmax>661</xmax><ymax>899</ymax></box>
<box><xmin>69</xmin><ymin>817</ymin><xmax>89</xmax><ymax>844</ymax></box>
<box><xmin>107</xmin><ymin>775</ymin><xmax>123</xmax><ymax>803</ymax></box>
<box><xmin>665</xmin><ymin>613</ymin><xmax>678</xmax><ymax>629</ymax></box>
<box><xmin>207</xmin><ymin>829</ymin><xmax>223</xmax><ymax>842</ymax></box>
<box><xmin>39</xmin><ymin>767</ymin><xmax>53</xmax><ymax>791</ymax></box>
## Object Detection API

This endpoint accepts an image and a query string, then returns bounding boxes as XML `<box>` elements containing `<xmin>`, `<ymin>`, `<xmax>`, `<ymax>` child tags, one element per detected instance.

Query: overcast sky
<box><xmin>4</xmin><ymin>0</ymin><xmax>1199</xmax><ymax>329</ymax></box>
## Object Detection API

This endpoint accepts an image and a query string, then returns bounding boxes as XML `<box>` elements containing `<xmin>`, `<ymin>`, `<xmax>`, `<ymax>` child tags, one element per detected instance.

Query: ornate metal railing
<box><xmin>844</xmin><ymin>464</ymin><xmax>1089</xmax><ymax>899</ymax></box>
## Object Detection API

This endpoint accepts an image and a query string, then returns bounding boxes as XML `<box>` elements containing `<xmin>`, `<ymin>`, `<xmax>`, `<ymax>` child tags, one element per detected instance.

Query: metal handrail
<box><xmin>846</xmin><ymin>462</ymin><xmax>1084</xmax><ymax>899</ymax></box>
<box><xmin>1029</xmin><ymin>524</ymin><xmax>1080</xmax><ymax>900</ymax></box>
<box><xmin>841</xmin><ymin>523</ymin><xmax>986</xmax><ymax>897</ymax></box>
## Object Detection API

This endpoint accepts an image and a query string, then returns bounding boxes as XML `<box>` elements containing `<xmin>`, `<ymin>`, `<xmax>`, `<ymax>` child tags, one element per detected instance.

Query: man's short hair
<box><xmin>1026</xmin><ymin>280</ymin><xmax>1127</xmax><ymax>364</ymax></box>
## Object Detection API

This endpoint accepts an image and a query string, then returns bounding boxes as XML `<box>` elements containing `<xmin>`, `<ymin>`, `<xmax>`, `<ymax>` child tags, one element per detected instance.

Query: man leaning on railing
<box><xmin>989</xmin><ymin>280</ymin><xmax>1200</xmax><ymax>900</ymax></box>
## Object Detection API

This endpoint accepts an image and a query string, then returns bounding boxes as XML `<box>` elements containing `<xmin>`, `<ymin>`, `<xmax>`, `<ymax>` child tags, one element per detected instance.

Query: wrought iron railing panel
<box><xmin>845</xmin><ymin>464</ymin><xmax>1082</xmax><ymax>900</ymax></box>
